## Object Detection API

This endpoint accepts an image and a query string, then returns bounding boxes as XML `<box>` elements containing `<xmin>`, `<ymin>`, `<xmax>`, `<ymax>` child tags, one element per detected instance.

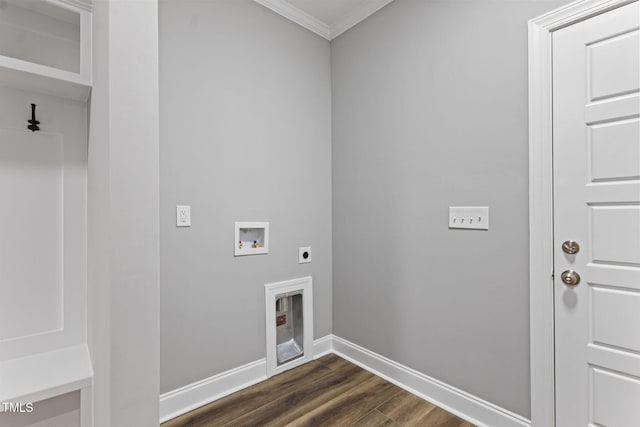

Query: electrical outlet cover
<box><xmin>298</xmin><ymin>247</ymin><xmax>311</xmax><ymax>264</ymax></box>
<box><xmin>176</xmin><ymin>205</ymin><xmax>191</xmax><ymax>227</ymax></box>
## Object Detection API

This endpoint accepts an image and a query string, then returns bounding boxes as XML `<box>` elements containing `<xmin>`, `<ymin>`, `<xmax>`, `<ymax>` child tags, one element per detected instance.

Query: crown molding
<box><xmin>253</xmin><ymin>0</ymin><xmax>394</xmax><ymax>41</ymax></box>
<box><xmin>253</xmin><ymin>0</ymin><xmax>331</xmax><ymax>40</ymax></box>
<box><xmin>330</xmin><ymin>0</ymin><xmax>394</xmax><ymax>39</ymax></box>
<box><xmin>50</xmin><ymin>0</ymin><xmax>93</xmax><ymax>12</ymax></box>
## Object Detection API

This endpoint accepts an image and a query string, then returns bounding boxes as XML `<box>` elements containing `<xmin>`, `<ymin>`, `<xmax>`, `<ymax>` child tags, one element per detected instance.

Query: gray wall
<box><xmin>159</xmin><ymin>0</ymin><xmax>332</xmax><ymax>393</ymax></box>
<box><xmin>331</xmin><ymin>0</ymin><xmax>567</xmax><ymax>418</ymax></box>
<box><xmin>88</xmin><ymin>0</ymin><xmax>160</xmax><ymax>425</ymax></box>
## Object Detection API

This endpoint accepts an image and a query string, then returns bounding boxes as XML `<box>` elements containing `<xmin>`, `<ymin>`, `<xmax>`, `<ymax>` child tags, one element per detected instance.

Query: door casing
<box><xmin>528</xmin><ymin>0</ymin><xmax>637</xmax><ymax>426</ymax></box>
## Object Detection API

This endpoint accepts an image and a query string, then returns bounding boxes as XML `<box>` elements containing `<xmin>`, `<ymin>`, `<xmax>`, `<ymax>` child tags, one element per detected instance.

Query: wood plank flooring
<box><xmin>162</xmin><ymin>354</ymin><xmax>476</xmax><ymax>427</ymax></box>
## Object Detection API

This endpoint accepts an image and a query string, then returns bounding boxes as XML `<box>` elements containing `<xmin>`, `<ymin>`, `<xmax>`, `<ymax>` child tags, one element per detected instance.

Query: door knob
<box><xmin>562</xmin><ymin>240</ymin><xmax>580</xmax><ymax>254</ymax></box>
<box><xmin>560</xmin><ymin>270</ymin><xmax>581</xmax><ymax>286</ymax></box>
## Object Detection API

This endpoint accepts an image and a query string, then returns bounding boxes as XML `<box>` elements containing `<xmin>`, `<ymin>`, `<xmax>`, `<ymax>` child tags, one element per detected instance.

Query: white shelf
<box><xmin>0</xmin><ymin>344</ymin><xmax>92</xmax><ymax>406</ymax></box>
<box><xmin>0</xmin><ymin>56</ymin><xmax>90</xmax><ymax>101</ymax></box>
<box><xmin>0</xmin><ymin>0</ymin><xmax>92</xmax><ymax>101</ymax></box>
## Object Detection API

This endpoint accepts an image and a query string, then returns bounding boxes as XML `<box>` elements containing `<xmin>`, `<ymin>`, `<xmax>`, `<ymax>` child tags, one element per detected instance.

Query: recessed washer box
<box><xmin>235</xmin><ymin>222</ymin><xmax>269</xmax><ymax>256</ymax></box>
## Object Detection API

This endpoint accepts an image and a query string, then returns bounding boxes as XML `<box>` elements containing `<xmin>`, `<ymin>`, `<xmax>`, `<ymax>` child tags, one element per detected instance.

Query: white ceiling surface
<box><xmin>34</xmin><ymin>0</ymin><xmax>387</xmax><ymax>39</ymax></box>
<box><xmin>254</xmin><ymin>0</ymin><xmax>394</xmax><ymax>40</ymax></box>
<box><xmin>286</xmin><ymin>0</ymin><xmax>370</xmax><ymax>25</ymax></box>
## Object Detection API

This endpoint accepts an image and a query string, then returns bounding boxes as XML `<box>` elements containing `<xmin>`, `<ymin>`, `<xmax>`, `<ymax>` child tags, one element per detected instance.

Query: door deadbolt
<box><xmin>560</xmin><ymin>270</ymin><xmax>581</xmax><ymax>286</ymax></box>
<box><xmin>562</xmin><ymin>240</ymin><xmax>580</xmax><ymax>255</ymax></box>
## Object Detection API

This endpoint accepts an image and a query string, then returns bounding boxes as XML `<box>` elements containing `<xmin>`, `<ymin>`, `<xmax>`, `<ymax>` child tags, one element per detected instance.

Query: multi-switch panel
<box><xmin>448</xmin><ymin>206</ymin><xmax>489</xmax><ymax>230</ymax></box>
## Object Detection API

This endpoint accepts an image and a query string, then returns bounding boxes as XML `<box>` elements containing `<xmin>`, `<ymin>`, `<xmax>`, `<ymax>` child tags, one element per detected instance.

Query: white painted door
<box><xmin>553</xmin><ymin>2</ymin><xmax>640</xmax><ymax>426</ymax></box>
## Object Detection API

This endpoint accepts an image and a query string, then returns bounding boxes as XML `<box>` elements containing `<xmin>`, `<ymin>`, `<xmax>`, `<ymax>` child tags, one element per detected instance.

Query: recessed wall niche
<box><xmin>0</xmin><ymin>0</ymin><xmax>92</xmax><ymax>101</ymax></box>
<box><xmin>0</xmin><ymin>88</ymin><xmax>88</xmax><ymax>364</ymax></box>
<box><xmin>0</xmin><ymin>129</ymin><xmax>63</xmax><ymax>341</ymax></box>
<box><xmin>0</xmin><ymin>84</ymin><xmax>90</xmax><ymax>426</ymax></box>
<box><xmin>0</xmin><ymin>0</ymin><xmax>81</xmax><ymax>73</ymax></box>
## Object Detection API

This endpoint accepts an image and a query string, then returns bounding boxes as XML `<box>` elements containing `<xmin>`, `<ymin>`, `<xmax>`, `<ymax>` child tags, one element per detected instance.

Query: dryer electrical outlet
<box><xmin>298</xmin><ymin>247</ymin><xmax>311</xmax><ymax>264</ymax></box>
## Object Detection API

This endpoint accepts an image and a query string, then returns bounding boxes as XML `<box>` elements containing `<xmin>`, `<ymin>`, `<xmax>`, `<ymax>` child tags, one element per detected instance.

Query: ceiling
<box><xmin>55</xmin><ymin>0</ymin><xmax>389</xmax><ymax>40</ymax></box>
<box><xmin>253</xmin><ymin>0</ymin><xmax>394</xmax><ymax>40</ymax></box>
<box><xmin>286</xmin><ymin>0</ymin><xmax>372</xmax><ymax>25</ymax></box>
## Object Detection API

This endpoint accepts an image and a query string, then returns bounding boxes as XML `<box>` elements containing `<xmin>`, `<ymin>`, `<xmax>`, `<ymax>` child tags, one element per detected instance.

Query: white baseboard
<box><xmin>331</xmin><ymin>335</ymin><xmax>531</xmax><ymax>427</ymax></box>
<box><xmin>159</xmin><ymin>358</ymin><xmax>267</xmax><ymax>424</ymax></box>
<box><xmin>160</xmin><ymin>335</ymin><xmax>530</xmax><ymax>427</ymax></box>
<box><xmin>159</xmin><ymin>336</ymin><xmax>333</xmax><ymax>423</ymax></box>
<box><xmin>312</xmin><ymin>334</ymin><xmax>333</xmax><ymax>359</ymax></box>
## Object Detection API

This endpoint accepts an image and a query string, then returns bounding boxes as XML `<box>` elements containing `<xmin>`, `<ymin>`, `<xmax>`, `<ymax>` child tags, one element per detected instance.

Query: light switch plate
<box><xmin>176</xmin><ymin>205</ymin><xmax>191</xmax><ymax>227</ymax></box>
<box><xmin>449</xmin><ymin>206</ymin><xmax>489</xmax><ymax>230</ymax></box>
<box><xmin>298</xmin><ymin>247</ymin><xmax>312</xmax><ymax>264</ymax></box>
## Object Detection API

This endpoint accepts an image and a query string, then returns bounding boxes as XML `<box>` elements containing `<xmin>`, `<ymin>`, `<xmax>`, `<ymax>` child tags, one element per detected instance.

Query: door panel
<box><xmin>589</xmin><ymin>119</ymin><xmax>640</xmax><ymax>182</ymax></box>
<box><xmin>552</xmin><ymin>2</ymin><xmax>640</xmax><ymax>426</ymax></box>
<box><xmin>590</xmin><ymin>205</ymin><xmax>640</xmax><ymax>265</ymax></box>
<box><xmin>588</xmin><ymin>31</ymin><xmax>639</xmax><ymax>101</ymax></box>
<box><xmin>591</xmin><ymin>367</ymin><xmax>640</xmax><ymax>427</ymax></box>
<box><xmin>585</xmin><ymin>94</ymin><xmax>639</xmax><ymax>123</ymax></box>
<box><xmin>591</xmin><ymin>286</ymin><xmax>640</xmax><ymax>352</ymax></box>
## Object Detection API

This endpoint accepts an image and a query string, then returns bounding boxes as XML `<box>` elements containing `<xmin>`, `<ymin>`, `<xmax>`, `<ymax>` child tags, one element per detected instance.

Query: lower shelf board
<box><xmin>0</xmin><ymin>344</ymin><xmax>92</xmax><ymax>405</ymax></box>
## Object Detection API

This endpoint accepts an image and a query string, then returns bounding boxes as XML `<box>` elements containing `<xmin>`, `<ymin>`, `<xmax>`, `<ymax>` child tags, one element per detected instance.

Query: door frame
<box><xmin>528</xmin><ymin>0</ymin><xmax>636</xmax><ymax>425</ymax></box>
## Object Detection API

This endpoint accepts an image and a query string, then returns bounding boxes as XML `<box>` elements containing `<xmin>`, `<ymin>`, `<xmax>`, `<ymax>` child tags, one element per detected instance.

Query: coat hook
<box><xmin>28</xmin><ymin>104</ymin><xmax>40</xmax><ymax>132</ymax></box>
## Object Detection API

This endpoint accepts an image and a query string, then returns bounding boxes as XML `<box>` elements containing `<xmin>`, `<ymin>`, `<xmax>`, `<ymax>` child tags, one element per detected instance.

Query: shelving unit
<box><xmin>0</xmin><ymin>1</ymin><xmax>93</xmax><ymax>425</ymax></box>
<box><xmin>0</xmin><ymin>0</ymin><xmax>92</xmax><ymax>101</ymax></box>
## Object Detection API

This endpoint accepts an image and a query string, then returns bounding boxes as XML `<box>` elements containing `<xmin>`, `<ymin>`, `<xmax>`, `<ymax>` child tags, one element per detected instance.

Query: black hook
<box><xmin>28</xmin><ymin>104</ymin><xmax>40</xmax><ymax>132</ymax></box>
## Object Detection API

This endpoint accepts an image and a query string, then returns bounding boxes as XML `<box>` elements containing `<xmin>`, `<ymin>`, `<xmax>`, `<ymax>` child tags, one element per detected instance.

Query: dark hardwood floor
<box><xmin>162</xmin><ymin>354</ymin><xmax>476</xmax><ymax>427</ymax></box>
